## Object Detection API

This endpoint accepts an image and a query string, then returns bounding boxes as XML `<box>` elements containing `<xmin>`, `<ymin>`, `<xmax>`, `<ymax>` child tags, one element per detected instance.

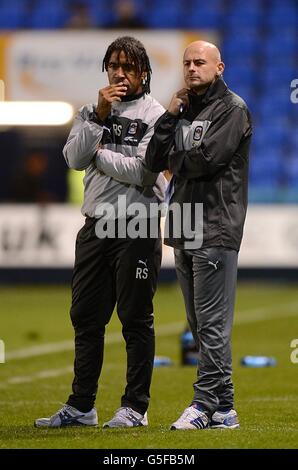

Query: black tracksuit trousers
<box><xmin>67</xmin><ymin>217</ymin><xmax>162</xmax><ymax>415</ymax></box>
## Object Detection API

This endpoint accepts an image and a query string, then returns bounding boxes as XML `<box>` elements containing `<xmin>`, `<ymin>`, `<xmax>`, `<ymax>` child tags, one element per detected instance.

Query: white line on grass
<box><xmin>2</xmin><ymin>301</ymin><xmax>298</xmax><ymax>388</ymax></box>
<box><xmin>239</xmin><ymin>396</ymin><xmax>298</xmax><ymax>402</ymax></box>
<box><xmin>6</xmin><ymin>366</ymin><xmax>74</xmax><ymax>385</ymax></box>
<box><xmin>6</xmin><ymin>340</ymin><xmax>74</xmax><ymax>361</ymax></box>
<box><xmin>5</xmin><ymin>300</ymin><xmax>298</xmax><ymax>362</ymax></box>
<box><xmin>235</xmin><ymin>300</ymin><xmax>298</xmax><ymax>325</ymax></box>
<box><xmin>0</xmin><ymin>362</ymin><xmax>139</xmax><ymax>388</ymax></box>
<box><xmin>0</xmin><ymin>401</ymin><xmax>66</xmax><ymax>406</ymax></box>
<box><xmin>5</xmin><ymin>322</ymin><xmax>184</xmax><ymax>361</ymax></box>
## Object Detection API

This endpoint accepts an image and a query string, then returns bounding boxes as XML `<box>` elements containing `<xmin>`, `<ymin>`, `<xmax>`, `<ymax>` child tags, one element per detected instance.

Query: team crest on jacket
<box><xmin>128</xmin><ymin>122</ymin><xmax>138</xmax><ymax>135</ymax></box>
<box><xmin>176</xmin><ymin>119</ymin><xmax>212</xmax><ymax>150</ymax></box>
<box><xmin>189</xmin><ymin>121</ymin><xmax>211</xmax><ymax>147</ymax></box>
<box><xmin>193</xmin><ymin>125</ymin><xmax>203</xmax><ymax>141</ymax></box>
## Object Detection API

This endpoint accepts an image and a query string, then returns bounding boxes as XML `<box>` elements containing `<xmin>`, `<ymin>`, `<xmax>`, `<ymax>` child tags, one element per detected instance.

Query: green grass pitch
<box><xmin>0</xmin><ymin>282</ymin><xmax>298</xmax><ymax>449</ymax></box>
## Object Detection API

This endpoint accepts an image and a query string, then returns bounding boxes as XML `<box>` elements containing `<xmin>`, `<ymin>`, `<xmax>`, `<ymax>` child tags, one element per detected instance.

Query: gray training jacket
<box><xmin>63</xmin><ymin>93</ymin><xmax>167</xmax><ymax>218</ymax></box>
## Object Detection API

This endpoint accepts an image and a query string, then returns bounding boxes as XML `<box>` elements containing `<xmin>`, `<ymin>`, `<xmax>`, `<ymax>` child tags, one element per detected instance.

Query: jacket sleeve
<box><xmin>169</xmin><ymin>105</ymin><xmax>251</xmax><ymax>179</ymax></box>
<box><xmin>95</xmin><ymin>112</ymin><xmax>163</xmax><ymax>186</ymax></box>
<box><xmin>145</xmin><ymin>111</ymin><xmax>179</xmax><ymax>172</ymax></box>
<box><xmin>63</xmin><ymin>107</ymin><xmax>103</xmax><ymax>171</ymax></box>
<box><xmin>96</xmin><ymin>148</ymin><xmax>158</xmax><ymax>186</ymax></box>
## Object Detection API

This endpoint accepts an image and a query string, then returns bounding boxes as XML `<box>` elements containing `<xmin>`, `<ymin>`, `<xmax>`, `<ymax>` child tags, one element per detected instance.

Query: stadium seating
<box><xmin>0</xmin><ymin>0</ymin><xmax>297</xmax><ymax>202</ymax></box>
<box><xmin>0</xmin><ymin>3</ymin><xmax>27</xmax><ymax>29</ymax></box>
<box><xmin>29</xmin><ymin>2</ymin><xmax>69</xmax><ymax>29</ymax></box>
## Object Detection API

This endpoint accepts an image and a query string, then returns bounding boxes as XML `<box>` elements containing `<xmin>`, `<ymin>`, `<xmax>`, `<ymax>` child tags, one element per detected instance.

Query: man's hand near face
<box><xmin>167</xmin><ymin>88</ymin><xmax>190</xmax><ymax>116</ymax></box>
<box><xmin>96</xmin><ymin>82</ymin><xmax>128</xmax><ymax>121</ymax></box>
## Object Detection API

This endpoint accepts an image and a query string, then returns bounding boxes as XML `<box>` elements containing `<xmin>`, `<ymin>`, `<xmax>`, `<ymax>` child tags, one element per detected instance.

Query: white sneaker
<box><xmin>34</xmin><ymin>404</ymin><xmax>98</xmax><ymax>428</ymax></box>
<box><xmin>171</xmin><ymin>405</ymin><xmax>209</xmax><ymax>430</ymax></box>
<box><xmin>103</xmin><ymin>407</ymin><xmax>148</xmax><ymax>428</ymax></box>
<box><xmin>210</xmin><ymin>409</ymin><xmax>240</xmax><ymax>429</ymax></box>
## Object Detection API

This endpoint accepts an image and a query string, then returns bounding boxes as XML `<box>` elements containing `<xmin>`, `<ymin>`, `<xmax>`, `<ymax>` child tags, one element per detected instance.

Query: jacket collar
<box><xmin>201</xmin><ymin>77</ymin><xmax>228</xmax><ymax>104</ymax></box>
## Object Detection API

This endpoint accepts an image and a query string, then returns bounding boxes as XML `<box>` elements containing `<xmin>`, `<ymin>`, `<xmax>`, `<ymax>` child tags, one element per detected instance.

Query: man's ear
<box><xmin>217</xmin><ymin>62</ymin><xmax>225</xmax><ymax>77</ymax></box>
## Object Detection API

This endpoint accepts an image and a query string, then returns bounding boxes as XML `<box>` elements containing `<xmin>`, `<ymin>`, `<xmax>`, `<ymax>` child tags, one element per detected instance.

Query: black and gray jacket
<box><xmin>145</xmin><ymin>78</ymin><xmax>252</xmax><ymax>251</ymax></box>
<box><xmin>63</xmin><ymin>92</ymin><xmax>166</xmax><ymax>218</ymax></box>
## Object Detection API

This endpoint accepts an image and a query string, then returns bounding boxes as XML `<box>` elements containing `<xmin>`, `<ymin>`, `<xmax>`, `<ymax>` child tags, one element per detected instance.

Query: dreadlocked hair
<box><xmin>102</xmin><ymin>36</ymin><xmax>152</xmax><ymax>94</ymax></box>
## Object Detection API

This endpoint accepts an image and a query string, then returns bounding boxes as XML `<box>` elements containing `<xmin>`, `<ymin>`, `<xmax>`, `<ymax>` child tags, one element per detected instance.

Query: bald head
<box><xmin>183</xmin><ymin>40</ymin><xmax>224</xmax><ymax>94</ymax></box>
<box><xmin>184</xmin><ymin>41</ymin><xmax>222</xmax><ymax>63</ymax></box>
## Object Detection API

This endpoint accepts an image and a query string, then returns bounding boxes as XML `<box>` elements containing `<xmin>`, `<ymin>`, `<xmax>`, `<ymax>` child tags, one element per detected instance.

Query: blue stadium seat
<box><xmin>255</xmin><ymin>123</ymin><xmax>289</xmax><ymax>147</ymax></box>
<box><xmin>290</xmin><ymin>131</ymin><xmax>298</xmax><ymax>150</ymax></box>
<box><xmin>191</xmin><ymin>0</ymin><xmax>224</xmax><ymax>7</ymax></box>
<box><xmin>284</xmin><ymin>156</ymin><xmax>298</xmax><ymax>187</ymax></box>
<box><xmin>258</xmin><ymin>93</ymin><xmax>293</xmax><ymax>121</ymax></box>
<box><xmin>223</xmin><ymin>65</ymin><xmax>256</xmax><ymax>88</ymax></box>
<box><xmin>249</xmin><ymin>152</ymin><xmax>283</xmax><ymax>186</ymax></box>
<box><xmin>222</xmin><ymin>35</ymin><xmax>260</xmax><ymax>57</ymax></box>
<box><xmin>261</xmin><ymin>67</ymin><xmax>296</xmax><ymax>89</ymax></box>
<box><xmin>0</xmin><ymin>5</ymin><xmax>26</xmax><ymax>29</ymax></box>
<box><xmin>88</xmin><ymin>2</ymin><xmax>116</xmax><ymax>27</ymax></box>
<box><xmin>31</xmin><ymin>0</ymin><xmax>69</xmax><ymax>7</ymax></box>
<box><xmin>70</xmin><ymin>0</ymin><xmax>105</xmax><ymax>4</ymax></box>
<box><xmin>269</xmin><ymin>2</ymin><xmax>298</xmax><ymax>14</ymax></box>
<box><xmin>263</xmin><ymin>55</ymin><xmax>296</xmax><ymax>69</ymax></box>
<box><xmin>249</xmin><ymin>174</ymin><xmax>281</xmax><ymax>190</ymax></box>
<box><xmin>0</xmin><ymin>0</ymin><xmax>27</xmax><ymax>6</ymax></box>
<box><xmin>184</xmin><ymin>13</ymin><xmax>222</xmax><ymax>29</ymax></box>
<box><xmin>230</xmin><ymin>0</ymin><xmax>262</xmax><ymax>9</ymax></box>
<box><xmin>260</xmin><ymin>81</ymin><xmax>294</xmax><ymax>95</ymax></box>
<box><xmin>267</xmin><ymin>8</ymin><xmax>298</xmax><ymax>28</ymax></box>
<box><xmin>290</xmin><ymin>96</ymin><xmax>298</xmax><ymax>122</ymax></box>
<box><xmin>224</xmin><ymin>10</ymin><xmax>263</xmax><ymax>29</ymax></box>
<box><xmin>267</xmin><ymin>23</ymin><xmax>297</xmax><ymax>35</ymax></box>
<box><xmin>29</xmin><ymin>3</ymin><xmax>69</xmax><ymax>29</ymax></box>
<box><xmin>222</xmin><ymin>53</ymin><xmax>258</xmax><ymax>67</ymax></box>
<box><xmin>263</xmin><ymin>35</ymin><xmax>297</xmax><ymax>56</ymax></box>
<box><xmin>150</xmin><ymin>0</ymin><xmax>182</xmax><ymax>6</ymax></box>
<box><xmin>183</xmin><ymin>4</ymin><xmax>223</xmax><ymax>29</ymax></box>
<box><xmin>271</xmin><ymin>0</ymin><xmax>297</xmax><ymax>6</ymax></box>
<box><xmin>224</xmin><ymin>60</ymin><xmax>255</xmax><ymax>81</ymax></box>
<box><xmin>223</xmin><ymin>24</ymin><xmax>261</xmax><ymax>40</ymax></box>
<box><xmin>145</xmin><ymin>4</ymin><xmax>180</xmax><ymax>28</ymax></box>
<box><xmin>258</xmin><ymin>110</ymin><xmax>292</xmax><ymax>128</ymax></box>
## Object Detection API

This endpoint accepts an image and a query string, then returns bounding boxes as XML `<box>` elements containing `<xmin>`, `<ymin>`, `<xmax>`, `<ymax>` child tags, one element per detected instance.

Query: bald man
<box><xmin>146</xmin><ymin>41</ymin><xmax>252</xmax><ymax>430</ymax></box>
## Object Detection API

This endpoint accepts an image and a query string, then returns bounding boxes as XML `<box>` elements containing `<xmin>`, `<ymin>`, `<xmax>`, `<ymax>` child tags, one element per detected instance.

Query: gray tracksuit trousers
<box><xmin>174</xmin><ymin>246</ymin><xmax>238</xmax><ymax>417</ymax></box>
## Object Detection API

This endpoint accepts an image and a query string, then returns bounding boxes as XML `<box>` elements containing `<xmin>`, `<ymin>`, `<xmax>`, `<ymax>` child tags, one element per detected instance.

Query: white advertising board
<box><xmin>0</xmin><ymin>204</ymin><xmax>298</xmax><ymax>268</ymax></box>
<box><xmin>1</xmin><ymin>30</ymin><xmax>216</xmax><ymax>108</ymax></box>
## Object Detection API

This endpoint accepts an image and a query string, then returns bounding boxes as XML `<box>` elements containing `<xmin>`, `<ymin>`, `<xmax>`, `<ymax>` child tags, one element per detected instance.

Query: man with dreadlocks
<box><xmin>35</xmin><ymin>36</ymin><xmax>166</xmax><ymax>429</ymax></box>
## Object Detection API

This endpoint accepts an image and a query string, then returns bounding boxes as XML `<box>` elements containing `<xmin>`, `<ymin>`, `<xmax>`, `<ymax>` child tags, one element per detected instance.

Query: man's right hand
<box><xmin>96</xmin><ymin>82</ymin><xmax>128</xmax><ymax>121</ymax></box>
<box><xmin>167</xmin><ymin>88</ymin><xmax>190</xmax><ymax>116</ymax></box>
